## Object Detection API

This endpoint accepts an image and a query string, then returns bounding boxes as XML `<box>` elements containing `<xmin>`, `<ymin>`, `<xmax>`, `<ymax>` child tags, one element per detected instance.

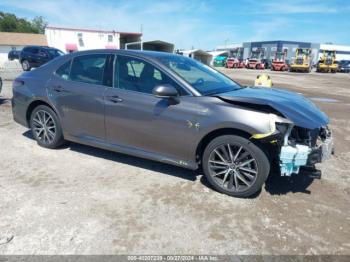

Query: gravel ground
<box><xmin>0</xmin><ymin>69</ymin><xmax>349</xmax><ymax>255</ymax></box>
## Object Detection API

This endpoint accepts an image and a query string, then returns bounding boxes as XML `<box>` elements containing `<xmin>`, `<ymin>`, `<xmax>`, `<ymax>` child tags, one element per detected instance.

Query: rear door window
<box><xmin>70</xmin><ymin>54</ymin><xmax>108</xmax><ymax>85</ymax></box>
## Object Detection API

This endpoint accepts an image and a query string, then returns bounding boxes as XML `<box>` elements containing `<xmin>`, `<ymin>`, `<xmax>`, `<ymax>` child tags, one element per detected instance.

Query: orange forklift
<box><xmin>246</xmin><ymin>48</ymin><xmax>265</xmax><ymax>69</ymax></box>
<box><xmin>225</xmin><ymin>48</ymin><xmax>245</xmax><ymax>68</ymax></box>
<box><xmin>271</xmin><ymin>51</ymin><xmax>288</xmax><ymax>71</ymax></box>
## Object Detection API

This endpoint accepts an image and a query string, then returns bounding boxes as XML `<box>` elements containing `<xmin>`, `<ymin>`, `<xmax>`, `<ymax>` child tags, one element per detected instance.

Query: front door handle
<box><xmin>52</xmin><ymin>85</ymin><xmax>69</xmax><ymax>93</ymax></box>
<box><xmin>53</xmin><ymin>85</ymin><xmax>63</xmax><ymax>92</ymax></box>
<box><xmin>107</xmin><ymin>95</ymin><xmax>123</xmax><ymax>103</ymax></box>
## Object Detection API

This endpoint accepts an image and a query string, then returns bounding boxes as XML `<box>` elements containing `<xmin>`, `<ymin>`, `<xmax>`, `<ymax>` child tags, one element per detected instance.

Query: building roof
<box><xmin>46</xmin><ymin>26</ymin><xmax>142</xmax><ymax>36</ymax></box>
<box><xmin>182</xmin><ymin>49</ymin><xmax>212</xmax><ymax>57</ymax></box>
<box><xmin>208</xmin><ymin>50</ymin><xmax>229</xmax><ymax>57</ymax></box>
<box><xmin>125</xmin><ymin>40</ymin><xmax>174</xmax><ymax>53</ymax></box>
<box><xmin>0</xmin><ymin>32</ymin><xmax>47</xmax><ymax>46</ymax></box>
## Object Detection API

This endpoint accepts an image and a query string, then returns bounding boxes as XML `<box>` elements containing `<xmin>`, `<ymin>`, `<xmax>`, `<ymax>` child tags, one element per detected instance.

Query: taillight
<box><xmin>13</xmin><ymin>79</ymin><xmax>24</xmax><ymax>88</ymax></box>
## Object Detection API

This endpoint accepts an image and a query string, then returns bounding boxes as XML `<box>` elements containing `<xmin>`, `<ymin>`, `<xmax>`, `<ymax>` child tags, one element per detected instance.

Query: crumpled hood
<box><xmin>216</xmin><ymin>87</ymin><xmax>329</xmax><ymax>129</ymax></box>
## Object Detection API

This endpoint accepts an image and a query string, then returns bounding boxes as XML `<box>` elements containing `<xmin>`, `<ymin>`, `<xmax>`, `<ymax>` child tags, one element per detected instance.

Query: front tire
<box><xmin>30</xmin><ymin>105</ymin><xmax>65</xmax><ymax>149</ymax></box>
<box><xmin>202</xmin><ymin>135</ymin><xmax>270</xmax><ymax>198</ymax></box>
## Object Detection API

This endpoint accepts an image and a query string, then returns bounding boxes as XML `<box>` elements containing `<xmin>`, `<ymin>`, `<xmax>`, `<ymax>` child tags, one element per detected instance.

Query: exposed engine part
<box><xmin>278</xmin><ymin>125</ymin><xmax>333</xmax><ymax>176</ymax></box>
<box><xmin>280</xmin><ymin>144</ymin><xmax>311</xmax><ymax>176</ymax></box>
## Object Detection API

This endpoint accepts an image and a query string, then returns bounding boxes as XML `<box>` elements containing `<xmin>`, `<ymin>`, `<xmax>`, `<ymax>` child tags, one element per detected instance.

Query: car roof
<box><xmin>67</xmin><ymin>49</ymin><xmax>182</xmax><ymax>60</ymax></box>
<box><xmin>24</xmin><ymin>45</ymin><xmax>59</xmax><ymax>50</ymax></box>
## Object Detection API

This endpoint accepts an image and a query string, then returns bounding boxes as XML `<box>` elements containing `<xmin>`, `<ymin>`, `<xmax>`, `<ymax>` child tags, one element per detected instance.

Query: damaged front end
<box><xmin>278</xmin><ymin>124</ymin><xmax>334</xmax><ymax>176</ymax></box>
<box><xmin>252</xmin><ymin>115</ymin><xmax>334</xmax><ymax>176</ymax></box>
<box><xmin>216</xmin><ymin>87</ymin><xmax>334</xmax><ymax>177</ymax></box>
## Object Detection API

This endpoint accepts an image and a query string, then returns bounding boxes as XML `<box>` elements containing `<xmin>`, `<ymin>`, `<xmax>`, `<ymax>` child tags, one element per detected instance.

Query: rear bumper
<box><xmin>12</xmin><ymin>97</ymin><xmax>28</xmax><ymax>127</ymax></box>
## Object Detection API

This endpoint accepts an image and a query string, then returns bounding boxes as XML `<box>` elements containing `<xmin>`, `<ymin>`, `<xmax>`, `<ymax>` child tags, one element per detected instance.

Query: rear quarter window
<box><xmin>56</xmin><ymin>61</ymin><xmax>72</xmax><ymax>80</ymax></box>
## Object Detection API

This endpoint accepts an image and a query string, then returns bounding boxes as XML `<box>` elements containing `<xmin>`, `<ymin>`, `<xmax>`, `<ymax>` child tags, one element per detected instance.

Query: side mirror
<box><xmin>152</xmin><ymin>84</ymin><xmax>179</xmax><ymax>98</ymax></box>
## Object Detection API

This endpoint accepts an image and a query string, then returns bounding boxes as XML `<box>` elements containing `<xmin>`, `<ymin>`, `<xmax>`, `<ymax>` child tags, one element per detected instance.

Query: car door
<box><xmin>48</xmin><ymin>53</ymin><xmax>112</xmax><ymax>142</ymax></box>
<box><xmin>29</xmin><ymin>47</ymin><xmax>40</xmax><ymax>66</ymax></box>
<box><xmin>104</xmin><ymin>54</ymin><xmax>197</xmax><ymax>162</ymax></box>
<box><xmin>37</xmin><ymin>49</ymin><xmax>51</xmax><ymax>66</ymax></box>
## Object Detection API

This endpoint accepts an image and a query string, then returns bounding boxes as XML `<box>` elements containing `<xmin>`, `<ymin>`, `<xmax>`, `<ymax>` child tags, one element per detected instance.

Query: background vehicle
<box><xmin>8</xmin><ymin>50</ymin><xmax>20</xmax><ymax>61</ymax></box>
<box><xmin>225</xmin><ymin>48</ymin><xmax>245</xmax><ymax>68</ymax></box>
<box><xmin>225</xmin><ymin>57</ymin><xmax>245</xmax><ymax>68</ymax></box>
<box><xmin>316</xmin><ymin>50</ymin><xmax>338</xmax><ymax>73</ymax></box>
<box><xmin>19</xmin><ymin>46</ymin><xmax>65</xmax><ymax>71</ymax></box>
<box><xmin>289</xmin><ymin>48</ymin><xmax>313</xmax><ymax>73</ymax></box>
<box><xmin>213</xmin><ymin>55</ymin><xmax>227</xmax><ymax>67</ymax></box>
<box><xmin>246</xmin><ymin>49</ymin><xmax>265</xmax><ymax>69</ymax></box>
<box><xmin>12</xmin><ymin>50</ymin><xmax>333</xmax><ymax>198</ymax></box>
<box><xmin>338</xmin><ymin>60</ymin><xmax>350</xmax><ymax>73</ymax></box>
<box><xmin>271</xmin><ymin>51</ymin><xmax>288</xmax><ymax>71</ymax></box>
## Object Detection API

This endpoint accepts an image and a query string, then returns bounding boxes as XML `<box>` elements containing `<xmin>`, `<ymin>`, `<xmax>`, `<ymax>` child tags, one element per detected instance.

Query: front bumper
<box><xmin>280</xmin><ymin>134</ymin><xmax>334</xmax><ymax>176</ymax></box>
<box><xmin>307</xmin><ymin>136</ymin><xmax>334</xmax><ymax>165</ymax></box>
<box><xmin>290</xmin><ymin>64</ymin><xmax>309</xmax><ymax>69</ymax></box>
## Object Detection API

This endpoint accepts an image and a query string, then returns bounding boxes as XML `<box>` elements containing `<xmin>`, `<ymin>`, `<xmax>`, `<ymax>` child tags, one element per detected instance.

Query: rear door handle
<box><xmin>107</xmin><ymin>95</ymin><xmax>123</xmax><ymax>103</ymax></box>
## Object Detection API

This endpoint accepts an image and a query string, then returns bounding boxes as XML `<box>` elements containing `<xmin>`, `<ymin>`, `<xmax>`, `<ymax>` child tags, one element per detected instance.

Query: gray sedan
<box><xmin>11</xmin><ymin>50</ymin><xmax>333</xmax><ymax>197</ymax></box>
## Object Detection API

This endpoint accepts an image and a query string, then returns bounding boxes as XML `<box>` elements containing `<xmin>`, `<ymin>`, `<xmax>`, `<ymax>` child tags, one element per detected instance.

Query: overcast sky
<box><xmin>1</xmin><ymin>0</ymin><xmax>350</xmax><ymax>50</ymax></box>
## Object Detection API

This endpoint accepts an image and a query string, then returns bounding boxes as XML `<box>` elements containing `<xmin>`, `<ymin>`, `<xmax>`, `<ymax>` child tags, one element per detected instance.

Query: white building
<box><xmin>180</xmin><ymin>49</ymin><xmax>212</xmax><ymax>65</ymax></box>
<box><xmin>318</xmin><ymin>44</ymin><xmax>350</xmax><ymax>61</ymax></box>
<box><xmin>0</xmin><ymin>32</ymin><xmax>47</xmax><ymax>68</ymax></box>
<box><xmin>126</xmin><ymin>40</ymin><xmax>174</xmax><ymax>53</ymax></box>
<box><xmin>45</xmin><ymin>26</ymin><xmax>142</xmax><ymax>53</ymax></box>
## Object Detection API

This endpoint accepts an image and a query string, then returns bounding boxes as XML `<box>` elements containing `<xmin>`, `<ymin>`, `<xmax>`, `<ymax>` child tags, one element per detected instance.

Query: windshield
<box><xmin>159</xmin><ymin>55</ymin><xmax>242</xmax><ymax>95</ymax></box>
<box><xmin>47</xmin><ymin>49</ymin><xmax>65</xmax><ymax>57</ymax></box>
<box><xmin>251</xmin><ymin>51</ymin><xmax>262</xmax><ymax>59</ymax></box>
<box><xmin>324</xmin><ymin>50</ymin><xmax>335</xmax><ymax>58</ymax></box>
<box><xmin>275</xmin><ymin>52</ymin><xmax>285</xmax><ymax>61</ymax></box>
<box><xmin>297</xmin><ymin>48</ymin><xmax>310</xmax><ymax>56</ymax></box>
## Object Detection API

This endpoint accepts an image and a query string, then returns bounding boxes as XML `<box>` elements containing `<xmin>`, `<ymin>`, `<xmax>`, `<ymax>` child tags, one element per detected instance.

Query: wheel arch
<box><xmin>26</xmin><ymin>100</ymin><xmax>57</xmax><ymax>126</ymax></box>
<box><xmin>195</xmin><ymin>128</ymin><xmax>251</xmax><ymax>164</ymax></box>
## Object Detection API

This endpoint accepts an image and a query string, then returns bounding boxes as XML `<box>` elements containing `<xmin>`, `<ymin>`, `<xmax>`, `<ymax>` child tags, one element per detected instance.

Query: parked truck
<box><xmin>289</xmin><ymin>48</ymin><xmax>313</xmax><ymax>73</ymax></box>
<box><xmin>271</xmin><ymin>51</ymin><xmax>288</xmax><ymax>71</ymax></box>
<box><xmin>317</xmin><ymin>50</ymin><xmax>338</xmax><ymax>73</ymax></box>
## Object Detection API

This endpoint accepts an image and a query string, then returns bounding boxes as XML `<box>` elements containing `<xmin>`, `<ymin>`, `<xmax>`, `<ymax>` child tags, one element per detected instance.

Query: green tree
<box><xmin>31</xmin><ymin>16</ymin><xmax>47</xmax><ymax>34</ymax></box>
<box><xmin>0</xmin><ymin>12</ymin><xmax>47</xmax><ymax>33</ymax></box>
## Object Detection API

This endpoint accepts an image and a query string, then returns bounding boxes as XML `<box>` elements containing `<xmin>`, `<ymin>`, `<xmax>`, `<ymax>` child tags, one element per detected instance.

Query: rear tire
<box><xmin>21</xmin><ymin>60</ymin><xmax>31</xmax><ymax>71</ymax></box>
<box><xmin>30</xmin><ymin>105</ymin><xmax>65</xmax><ymax>149</ymax></box>
<box><xmin>202</xmin><ymin>135</ymin><xmax>270</xmax><ymax>198</ymax></box>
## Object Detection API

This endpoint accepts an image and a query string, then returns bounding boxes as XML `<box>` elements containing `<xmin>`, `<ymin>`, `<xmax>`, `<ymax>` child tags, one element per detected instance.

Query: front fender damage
<box><xmin>218</xmin><ymin>98</ymin><xmax>334</xmax><ymax>177</ymax></box>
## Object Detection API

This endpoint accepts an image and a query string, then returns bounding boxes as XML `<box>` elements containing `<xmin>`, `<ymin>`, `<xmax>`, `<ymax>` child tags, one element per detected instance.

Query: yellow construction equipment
<box><xmin>254</xmin><ymin>74</ymin><xmax>273</xmax><ymax>88</ymax></box>
<box><xmin>289</xmin><ymin>48</ymin><xmax>313</xmax><ymax>73</ymax></box>
<box><xmin>316</xmin><ymin>50</ymin><xmax>337</xmax><ymax>73</ymax></box>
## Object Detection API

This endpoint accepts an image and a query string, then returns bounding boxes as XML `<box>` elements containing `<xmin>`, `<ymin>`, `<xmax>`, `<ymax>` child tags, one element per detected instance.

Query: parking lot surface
<box><xmin>0</xmin><ymin>69</ymin><xmax>349</xmax><ymax>254</ymax></box>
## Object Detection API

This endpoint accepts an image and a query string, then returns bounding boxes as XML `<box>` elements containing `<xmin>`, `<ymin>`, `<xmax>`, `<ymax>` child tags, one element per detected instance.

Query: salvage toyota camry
<box><xmin>12</xmin><ymin>50</ymin><xmax>334</xmax><ymax>197</ymax></box>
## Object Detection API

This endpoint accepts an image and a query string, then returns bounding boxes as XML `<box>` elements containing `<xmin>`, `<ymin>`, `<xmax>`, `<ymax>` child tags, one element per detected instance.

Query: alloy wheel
<box><xmin>32</xmin><ymin>110</ymin><xmax>56</xmax><ymax>144</ymax></box>
<box><xmin>208</xmin><ymin>143</ymin><xmax>258</xmax><ymax>192</ymax></box>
